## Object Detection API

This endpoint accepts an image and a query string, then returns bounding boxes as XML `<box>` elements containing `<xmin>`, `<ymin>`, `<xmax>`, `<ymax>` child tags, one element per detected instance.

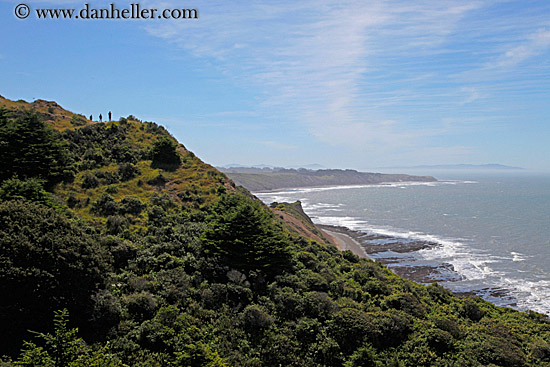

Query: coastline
<box><xmin>317</xmin><ymin>224</ymin><xmax>515</xmax><ymax>304</ymax></box>
<box><xmin>252</xmin><ymin>180</ymin><xmax>439</xmax><ymax>194</ymax></box>
<box><xmin>317</xmin><ymin>224</ymin><xmax>458</xmax><ymax>284</ymax></box>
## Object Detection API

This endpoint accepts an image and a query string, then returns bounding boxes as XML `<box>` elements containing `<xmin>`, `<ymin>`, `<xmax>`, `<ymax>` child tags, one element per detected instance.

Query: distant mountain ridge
<box><xmin>384</xmin><ymin>163</ymin><xmax>524</xmax><ymax>170</ymax></box>
<box><xmin>220</xmin><ymin>163</ymin><xmax>326</xmax><ymax>170</ymax></box>
<box><xmin>219</xmin><ymin>166</ymin><xmax>437</xmax><ymax>191</ymax></box>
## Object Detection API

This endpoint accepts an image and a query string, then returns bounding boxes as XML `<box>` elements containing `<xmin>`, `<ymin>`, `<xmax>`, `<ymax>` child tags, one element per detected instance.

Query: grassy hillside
<box><xmin>1</xmin><ymin>96</ymin><xmax>550</xmax><ymax>366</ymax></box>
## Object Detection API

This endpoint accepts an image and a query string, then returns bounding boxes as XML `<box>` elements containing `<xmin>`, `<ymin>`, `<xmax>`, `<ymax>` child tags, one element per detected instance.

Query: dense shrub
<box><xmin>2</xmin><ymin>103</ymin><xmax>550</xmax><ymax>367</ymax></box>
<box><xmin>117</xmin><ymin>162</ymin><xmax>140</xmax><ymax>181</ymax></box>
<box><xmin>461</xmin><ymin>298</ymin><xmax>485</xmax><ymax>322</ymax></box>
<box><xmin>0</xmin><ymin>200</ymin><xmax>109</xmax><ymax>355</ymax></box>
<box><xmin>120</xmin><ymin>197</ymin><xmax>146</xmax><ymax>215</ymax></box>
<box><xmin>0</xmin><ymin>177</ymin><xmax>51</xmax><ymax>206</ymax></box>
<box><xmin>150</xmin><ymin>137</ymin><xmax>181</xmax><ymax>171</ymax></box>
<box><xmin>81</xmin><ymin>172</ymin><xmax>99</xmax><ymax>189</ymax></box>
<box><xmin>92</xmin><ymin>194</ymin><xmax>118</xmax><ymax>216</ymax></box>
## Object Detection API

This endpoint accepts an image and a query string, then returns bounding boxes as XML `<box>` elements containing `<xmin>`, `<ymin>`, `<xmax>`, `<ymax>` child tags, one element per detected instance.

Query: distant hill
<box><xmin>219</xmin><ymin>166</ymin><xmax>437</xmax><ymax>191</ymax></box>
<box><xmin>220</xmin><ymin>163</ymin><xmax>326</xmax><ymax>170</ymax></box>
<box><xmin>384</xmin><ymin>163</ymin><xmax>524</xmax><ymax>170</ymax></box>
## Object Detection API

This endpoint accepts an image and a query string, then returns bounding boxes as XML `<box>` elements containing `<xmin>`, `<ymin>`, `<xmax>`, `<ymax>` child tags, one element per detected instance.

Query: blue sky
<box><xmin>1</xmin><ymin>0</ymin><xmax>549</xmax><ymax>172</ymax></box>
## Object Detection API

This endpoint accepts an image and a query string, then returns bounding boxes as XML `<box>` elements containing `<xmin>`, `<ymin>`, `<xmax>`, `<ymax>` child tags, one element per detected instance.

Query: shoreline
<box><xmin>317</xmin><ymin>224</ymin><xmax>455</xmax><ymax>284</ymax></box>
<box><xmin>321</xmin><ymin>228</ymin><xmax>367</xmax><ymax>258</ymax></box>
<box><xmin>252</xmin><ymin>180</ymin><xmax>439</xmax><ymax>194</ymax></box>
<box><xmin>317</xmin><ymin>223</ymin><xmax>516</xmax><ymax>304</ymax></box>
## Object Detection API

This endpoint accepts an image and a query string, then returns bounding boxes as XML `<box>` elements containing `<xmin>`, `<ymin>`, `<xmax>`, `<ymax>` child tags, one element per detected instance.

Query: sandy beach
<box><xmin>321</xmin><ymin>228</ymin><xmax>367</xmax><ymax>258</ymax></box>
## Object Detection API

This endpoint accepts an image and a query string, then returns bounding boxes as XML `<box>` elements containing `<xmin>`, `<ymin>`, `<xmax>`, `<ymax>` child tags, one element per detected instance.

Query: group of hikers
<box><xmin>89</xmin><ymin>111</ymin><xmax>112</xmax><ymax>122</ymax></box>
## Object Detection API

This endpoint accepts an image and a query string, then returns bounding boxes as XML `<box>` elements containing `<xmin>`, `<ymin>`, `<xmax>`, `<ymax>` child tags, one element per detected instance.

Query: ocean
<box><xmin>255</xmin><ymin>173</ymin><xmax>550</xmax><ymax>315</ymax></box>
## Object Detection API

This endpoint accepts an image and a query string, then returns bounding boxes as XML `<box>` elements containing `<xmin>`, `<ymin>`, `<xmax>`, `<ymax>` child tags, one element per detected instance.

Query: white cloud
<box><xmin>141</xmin><ymin>0</ymin><xmax>548</xmax><ymax>159</ymax></box>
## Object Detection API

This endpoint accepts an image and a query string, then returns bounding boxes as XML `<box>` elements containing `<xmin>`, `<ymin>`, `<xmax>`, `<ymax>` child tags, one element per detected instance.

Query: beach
<box><xmin>321</xmin><ymin>227</ymin><xmax>367</xmax><ymax>258</ymax></box>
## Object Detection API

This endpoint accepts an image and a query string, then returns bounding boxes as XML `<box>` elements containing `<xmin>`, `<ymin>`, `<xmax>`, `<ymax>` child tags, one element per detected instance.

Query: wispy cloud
<box><xmin>142</xmin><ymin>0</ymin><xmax>549</xmax><ymax>163</ymax></box>
<box><xmin>489</xmin><ymin>28</ymin><xmax>550</xmax><ymax>69</ymax></box>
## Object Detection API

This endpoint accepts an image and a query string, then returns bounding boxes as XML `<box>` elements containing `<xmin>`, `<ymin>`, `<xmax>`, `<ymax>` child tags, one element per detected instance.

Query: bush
<box><xmin>120</xmin><ymin>197</ymin><xmax>146</xmax><ymax>216</ymax></box>
<box><xmin>81</xmin><ymin>172</ymin><xmax>99</xmax><ymax>189</ymax></box>
<box><xmin>531</xmin><ymin>341</ymin><xmax>550</xmax><ymax>362</ymax></box>
<box><xmin>70</xmin><ymin>115</ymin><xmax>87</xmax><ymax>126</ymax></box>
<box><xmin>0</xmin><ymin>177</ymin><xmax>51</xmax><ymax>206</ymax></box>
<box><xmin>471</xmin><ymin>335</ymin><xmax>526</xmax><ymax>366</ymax></box>
<box><xmin>117</xmin><ymin>163</ymin><xmax>140</xmax><ymax>182</ymax></box>
<box><xmin>329</xmin><ymin>308</ymin><xmax>373</xmax><ymax>353</ymax></box>
<box><xmin>381</xmin><ymin>292</ymin><xmax>426</xmax><ymax>317</ymax></box>
<box><xmin>241</xmin><ymin>305</ymin><xmax>273</xmax><ymax>334</ymax></box>
<box><xmin>344</xmin><ymin>343</ymin><xmax>382</xmax><ymax>367</ymax></box>
<box><xmin>14</xmin><ymin>309</ymin><xmax>122</xmax><ymax>366</ymax></box>
<box><xmin>461</xmin><ymin>298</ymin><xmax>485</xmax><ymax>322</ymax></box>
<box><xmin>426</xmin><ymin>328</ymin><xmax>454</xmax><ymax>353</ymax></box>
<box><xmin>94</xmin><ymin>170</ymin><xmax>119</xmax><ymax>185</ymax></box>
<box><xmin>125</xmin><ymin>292</ymin><xmax>159</xmax><ymax>324</ymax></box>
<box><xmin>106</xmin><ymin>215</ymin><xmax>128</xmax><ymax>234</ymax></box>
<box><xmin>150</xmin><ymin>137</ymin><xmax>181</xmax><ymax>171</ymax></box>
<box><xmin>92</xmin><ymin>194</ymin><xmax>118</xmax><ymax>216</ymax></box>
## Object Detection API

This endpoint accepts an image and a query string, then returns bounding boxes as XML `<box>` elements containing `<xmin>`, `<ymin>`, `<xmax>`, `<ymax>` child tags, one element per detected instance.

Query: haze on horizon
<box><xmin>0</xmin><ymin>0</ymin><xmax>549</xmax><ymax>172</ymax></box>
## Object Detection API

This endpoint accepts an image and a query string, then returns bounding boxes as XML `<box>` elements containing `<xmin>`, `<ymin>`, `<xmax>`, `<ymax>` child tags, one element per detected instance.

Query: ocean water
<box><xmin>255</xmin><ymin>174</ymin><xmax>550</xmax><ymax>315</ymax></box>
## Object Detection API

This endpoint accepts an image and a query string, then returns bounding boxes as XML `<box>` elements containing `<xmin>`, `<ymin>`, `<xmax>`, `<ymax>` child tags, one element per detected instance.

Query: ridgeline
<box><xmin>1</xmin><ymin>95</ymin><xmax>550</xmax><ymax>366</ymax></box>
<box><xmin>219</xmin><ymin>166</ymin><xmax>436</xmax><ymax>192</ymax></box>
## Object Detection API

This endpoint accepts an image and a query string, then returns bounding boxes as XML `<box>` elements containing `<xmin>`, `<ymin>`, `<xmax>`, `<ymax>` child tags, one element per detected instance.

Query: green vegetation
<box><xmin>0</xmin><ymin>108</ymin><xmax>72</xmax><ymax>188</ymax></box>
<box><xmin>150</xmin><ymin>137</ymin><xmax>182</xmax><ymax>171</ymax></box>
<box><xmin>1</xmin><ymin>98</ymin><xmax>550</xmax><ymax>366</ymax></box>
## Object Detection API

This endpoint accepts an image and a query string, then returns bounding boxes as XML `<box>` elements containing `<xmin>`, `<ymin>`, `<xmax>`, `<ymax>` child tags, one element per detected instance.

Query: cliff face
<box><xmin>270</xmin><ymin>201</ymin><xmax>332</xmax><ymax>245</ymax></box>
<box><xmin>220</xmin><ymin>167</ymin><xmax>436</xmax><ymax>191</ymax></box>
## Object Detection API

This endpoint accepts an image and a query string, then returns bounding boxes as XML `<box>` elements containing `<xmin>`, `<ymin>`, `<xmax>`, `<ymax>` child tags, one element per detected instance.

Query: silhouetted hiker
<box><xmin>89</xmin><ymin>114</ymin><xmax>92</xmax><ymax>121</ymax></box>
<box><xmin>99</xmin><ymin>114</ymin><xmax>102</xmax><ymax>122</ymax></box>
<box><xmin>108</xmin><ymin>111</ymin><xmax>112</xmax><ymax>121</ymax></box>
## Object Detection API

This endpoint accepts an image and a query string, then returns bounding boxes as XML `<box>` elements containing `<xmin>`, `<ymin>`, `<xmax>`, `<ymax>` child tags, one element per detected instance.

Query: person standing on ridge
<box><xmin>89</xmin><ymin>114</ymin><xmax>92</xmax><ymax>121</ymax></box>
<box><xmin>99</xmin><ymin>114</ymin><xmax>102</xmax><ymax>122</ymax></box>
<box><xmin>108</xmin><ymin>111</ymin><xmax>112</xmax><ymax>121</ymax></box>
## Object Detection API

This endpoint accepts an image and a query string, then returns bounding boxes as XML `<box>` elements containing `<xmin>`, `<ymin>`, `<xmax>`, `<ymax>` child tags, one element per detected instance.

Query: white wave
<box><xmin>346</xmin><ymin>222</ymin><xmax>550</xmax><ymax>314</ymax></box>
<box><xmin>254</xmin><ymin>180</ymin><xmax>477</xmax><ymax>197</ymax></box>
<box><xmin>511</xmin><ymin>251</ymin><xmax>528</xmax><ymax>262</ymax></box>
<box><xmin>499</xmin><ymin>278</ymin><xmax>550</xmax><ymax>315</ymax></box>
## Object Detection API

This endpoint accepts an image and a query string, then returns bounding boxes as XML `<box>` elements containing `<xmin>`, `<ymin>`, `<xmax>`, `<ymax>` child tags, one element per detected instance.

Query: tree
<box><xmin>0</xmin><ymin>177</ymin><xmax>52</xmax><ymax>206</ymax></box>
<box><xmin>202</xmin><ymin>194</ymin><xmax>291</xmax><ymax>276</ymax></box>
<box><xmin>15</xmin><ymin>309</ymin><xmax>123</xmax><ymax>367</ymax></box>
<box><xmin>0</xmin><ymin>110</ymin><xmax>71</xmax><ymax>188</ymax></box>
